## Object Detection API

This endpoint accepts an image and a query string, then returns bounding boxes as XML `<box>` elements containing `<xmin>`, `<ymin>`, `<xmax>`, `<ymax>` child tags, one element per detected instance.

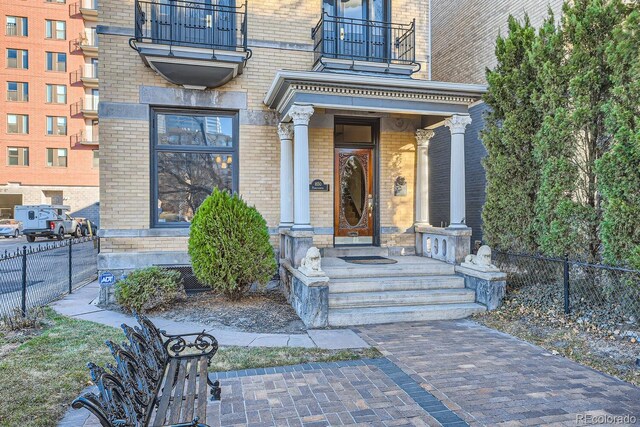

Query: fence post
<box><xmin>68</xmin><ymin>239</ymin><xmax>73</xmax><ymax>294</ymax></box>
<box><xmin>21</xmin><ymin>245</ymin><xmax>27</xmax><ymax>317</ymax></box>
<box><xmin>563</xmin><ymin>254</ymin><xmax>570</xmax><ymax>314</ymax></box>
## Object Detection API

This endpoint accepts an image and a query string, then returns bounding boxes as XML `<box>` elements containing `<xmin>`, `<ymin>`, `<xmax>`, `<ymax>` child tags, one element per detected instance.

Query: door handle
<box><xmin>367</xmin><ymin>194</ymin><xmax>373</xmax><ymax>215</ymax></box>
<box><xmin>340</xmin><ymin>27</ymin><xmax>345</xmax><ymax>40</ymax></box>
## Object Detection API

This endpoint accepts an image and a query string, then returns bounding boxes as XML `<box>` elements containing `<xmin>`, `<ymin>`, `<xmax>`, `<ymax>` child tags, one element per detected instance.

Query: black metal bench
<box><xmin>72</xmin><ymin>313</ymin><xmax>222</xmax><ymax>427</ymax></box>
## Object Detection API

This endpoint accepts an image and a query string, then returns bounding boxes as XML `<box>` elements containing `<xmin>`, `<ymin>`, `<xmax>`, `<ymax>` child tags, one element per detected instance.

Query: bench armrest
<box><xmin>161</xmin><ymin>330</ymin><xmax>219</xmax><ymax>359</ymax></box>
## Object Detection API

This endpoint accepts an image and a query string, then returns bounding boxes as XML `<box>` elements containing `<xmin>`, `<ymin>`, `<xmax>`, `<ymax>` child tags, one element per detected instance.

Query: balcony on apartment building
<box><xmin>71</xmin><ymin>129</ymin><xmax>99</xmax><ymax>147</ymax></box>
<box><xmin>312</xmin><ymin>12</ymin><xmax>419</xmax><ymax>76</ymax></box>
<box><xmin>71</xmin><ymin>63</ymin><xmax>99</xmax><ymax>88</ymax></box>
<box><xmin>70</xmin><ymin>0</ymin><xmax>99</xmax><ymax>22</ymax></box>
<box><xmin>71</xmin><ymin>28</ymin><xmax>99</xmax><ymax>57</ymax></box>
<box><xmin>71</xmin><ymin>94</ymin><xmax>99</xmax><ymax>119</ymax></box>
<box><xmin>131</xmin><ymin>0</ymin><xmax>251</xmax><ymax>89</ymax></box>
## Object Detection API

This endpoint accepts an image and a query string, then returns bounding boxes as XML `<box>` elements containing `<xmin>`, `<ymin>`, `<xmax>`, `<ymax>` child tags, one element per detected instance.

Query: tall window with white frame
<box><xmin>152</xmin><ymin>109</ymin><xmax>238</xmax><ymax>227</ymax></box>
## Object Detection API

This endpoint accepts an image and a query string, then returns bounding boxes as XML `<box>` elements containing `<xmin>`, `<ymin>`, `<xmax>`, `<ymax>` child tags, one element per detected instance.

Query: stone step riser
<box><xmin>329</xmin><ymin>276</ymin><xmax>465</xmax><ymax>293</ymax></box>
<box><xmin>325</xmin><ymin>265</ymin><xmax>456</xmax><ymax>279</ymax></box>
<box><xmin>328</xmin><ymin>304</ymin><xmax>486</xmax><ymax>326</ymax></box>
<box><xmin>322</xmin><ymin>247</ymin><xmax>390</xmax><ymax>258</ymax></box>
<box><xmin>329</xmin><ymin>290</ymin><xmax>476</xmax><ymax>308</ymax></box>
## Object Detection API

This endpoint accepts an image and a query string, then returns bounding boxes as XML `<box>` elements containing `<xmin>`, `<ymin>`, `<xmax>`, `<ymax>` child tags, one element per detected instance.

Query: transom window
<box><xmin>322</xmin><ymin>0</ymin><xmax>389</xmax><ymax>21</ymax></box>
<box><xmin>7</xmin><ymin>82</ymin><xmax>28</xmax><ymax>102</ymax></box>
<box><xmin>7</xmin><ymin>147</ymin><xmax>29</xmax><ymax>166</ymax></box>
<box><xmin>152</xmin><ymin>109</ymin><xmax>238</xmax><ymax>227</ymax></box>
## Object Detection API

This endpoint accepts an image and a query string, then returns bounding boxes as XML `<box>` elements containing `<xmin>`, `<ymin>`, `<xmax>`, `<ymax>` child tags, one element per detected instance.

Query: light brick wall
<box><xmin>431</xmin><ymin>0</ymin><xmax>563</xmax><ymax>84</ymax></box>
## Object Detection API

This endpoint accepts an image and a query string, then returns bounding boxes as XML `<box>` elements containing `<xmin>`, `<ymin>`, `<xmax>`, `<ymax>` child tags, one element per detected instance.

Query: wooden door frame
<box><xmin>333</xmin><ymin>116</ymin><xmax>380</xmax><ymax>247</ymax></box>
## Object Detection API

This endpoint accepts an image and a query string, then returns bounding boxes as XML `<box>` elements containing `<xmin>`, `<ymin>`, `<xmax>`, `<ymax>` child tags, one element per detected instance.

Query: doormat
<box><xmin>339</xmin><ymin>256</ymin><xmax>398</xmax><ymax>265</ymax></box>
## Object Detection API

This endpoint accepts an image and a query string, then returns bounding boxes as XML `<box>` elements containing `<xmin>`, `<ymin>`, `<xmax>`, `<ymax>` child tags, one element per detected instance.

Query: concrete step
<box><xmin>323</xmin><ymin>261</ymin><xmax>456</xmax><ymax>279</ymax></box>
<box><xmin>329</xmin><ymin>288</ymin><xmax>476</xmax><ymax>308</ymax></box>
<box><xmin>329</xmin><ymin>275</ymin><xmax>465</xmax><ymax>293</ymax></box>
<box><xmin>322</xmin><ymin>246</ymin><xmax>389</xmax><ymax>258</ymax></box>
<box><xmin>328</xmin><ymin>303</ymin><xmax>487</xmax><ymax>326</ymax></box>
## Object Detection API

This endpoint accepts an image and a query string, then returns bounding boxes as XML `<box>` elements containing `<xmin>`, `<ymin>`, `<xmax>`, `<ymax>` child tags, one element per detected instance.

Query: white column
<box><xmin>278</xmin><ymin>123</ymin><xmax>294</xmax><ymax>228</ymax></box>
<box><xmin>415</xmin><ymin>129</ymin><xmax>435</xmax><ymax>227</ymax></box>
<box><xmin>289</xmin><ymin>104</ymin><xmax>315</xmax><ymax>231</ymax></box>
<box><xmin>445</xmin><ymin>114</ymin><xmax>472</xmax><ymax>228</ymax></box>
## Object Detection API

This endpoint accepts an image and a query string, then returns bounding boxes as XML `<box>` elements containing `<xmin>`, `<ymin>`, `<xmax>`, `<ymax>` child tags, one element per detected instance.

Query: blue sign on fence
<box><xmin>99</xmin><ymin>272</ymin><xmax>115</xmax><ymax>286</ymax></box>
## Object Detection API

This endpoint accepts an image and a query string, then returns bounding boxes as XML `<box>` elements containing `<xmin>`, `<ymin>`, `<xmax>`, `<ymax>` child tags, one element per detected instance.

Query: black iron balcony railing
<box><xmin>134</xmin><ymin>0</ymin><xmax>248</xmax><ymax>53</ymax></box>
<box><xmin>312</xmin><ymin>13</ymin><xmax>418</xmax><ymax>72</ymax></box>
<box><xmin>71</xmin><ymin>131</ymin><xmax>98</xmax><ymax>146</ymax></box>
<box><xmin>71</xmin><ymin>96</ymin><xmax>99</xmax><ymax>116</ymax></box>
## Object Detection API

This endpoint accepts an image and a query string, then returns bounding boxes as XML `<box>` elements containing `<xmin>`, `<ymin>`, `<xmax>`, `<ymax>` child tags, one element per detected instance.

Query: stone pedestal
<box><xmin>415</xmin><ymin>225</ymin><xmax>471</xmax><ymax>264</ymax></box>
<box><xmin>280</xmin><ymin>229</ymin><xmax>314</xmax><ymax>268</ymax></box>
<box><xmin>279</xmin><ymin>259</ymin><xmax>329</xmax><ymax>328</ymax></box>
<box><xmin>456</xmin><ymin>265</ymin><xmax>507</xmax><ymax>310</ymax></box>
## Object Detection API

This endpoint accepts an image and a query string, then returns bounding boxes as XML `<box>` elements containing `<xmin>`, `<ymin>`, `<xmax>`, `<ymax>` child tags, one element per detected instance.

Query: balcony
<box><xmin>71</xmin><ymin>29</ymin><xmax>98</xmax><ymax>57</ymax></box>
<box><xmin>71</xmin><ymin>63</ymin><xmax>99</xmax><ymax>88</ymax></box>
<box><xmin>131</xmin><ymin>0</ymin><xmax>251</xmax><ymax>89</ymax></box>
<box><xmin>71</xmin><ymin>0</ymin><xmax>98</xmax><ymax>22</ymax></box>
<box><xmin>71</xmin><ymin>95</ymin><xmax>99</xmax><ymax>119</ymax></box>
<box><xmin>312</xmin><ymin>13</ymin><xmax>420</xmax><ymax>76</ymax></box>
<box><xmin>71</xmin><ymin>130</ymin><xmax>99</xmax><ymax>147</ymax></box>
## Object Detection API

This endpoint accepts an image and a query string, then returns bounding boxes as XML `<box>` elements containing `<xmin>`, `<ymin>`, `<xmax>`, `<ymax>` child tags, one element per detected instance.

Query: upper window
<box><xmin>7</xmin><ymin>49</ymin><xmax>28</xmax><ymax>69</ymax></box>
<box><xmin>46</xmin><ymin>116</ymin><xmax>67</xmax><ymax>136</ymax></box>
<box><xmin>152</xmin><ymin>110</ymin><xmax>238</xmax><ymax>227</ymax></box>
<box><xmin>46</xmin><ymin>84</ymin><xmax>67</xmax><ymax>104</ymax></box>
<box><xmin>7</xmin><ymin>114</ymin><xmax>28</xmax><ymax>134</ymax></box>
<box><xmin>322</xmin><ymin>0</ymin><xmax>388</xmax><ymax>21</ymax></box>
<box><xmin>7</xmin><ymin>82</ymin><xmax>28</xmax><ymax>102</ymax></box>
<box><xmin>45</xmin><ymin>52</ymin><xmax>66</xmax><ymax>72</ymax></box>
<box><xmin>6</xmin><ymin>16</ymin><xmax>27</xmax><ymax>36</ymax></box>
<box><xmin>45</xmin><ymin>20</ymin><xmax>66</xmax><ymax>40</ymax></box>
<box><xmin>46</xmin><ymin>148</ymin><xmax>68</xmax><ymax>167</ymax></box>
<box><xmin>7</xmin><ymin>147</ymin><xmax>29</xmax><ymax>166</ymax></box>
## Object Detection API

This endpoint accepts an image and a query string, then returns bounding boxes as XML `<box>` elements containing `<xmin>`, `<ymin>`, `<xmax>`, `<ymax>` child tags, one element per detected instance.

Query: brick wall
<box><xmin>431</xmin><ymin>0</ymin><xmax>563</xmax><ymax>84</ymax></box>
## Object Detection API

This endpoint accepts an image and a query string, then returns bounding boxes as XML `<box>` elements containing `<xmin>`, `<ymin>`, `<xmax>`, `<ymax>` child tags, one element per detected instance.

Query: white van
<box><xmin>14</xmin><ymin>205</ymin><xmax>81</xmax><ymax>242</ymax></box>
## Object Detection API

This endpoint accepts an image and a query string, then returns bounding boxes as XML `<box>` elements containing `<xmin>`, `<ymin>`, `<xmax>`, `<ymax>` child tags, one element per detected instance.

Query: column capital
<box><xmin>277</xmin><ymin>122</ymin><xmax>294</xmax><ymax>140</ymax></box>
<box><xmin>289</xmin><ymin>104</ymin><xmax>314</xmax><ymax>126</ymax></box>
<box><xmin>444</xmin><ymin>114</ymin><xmax>472</xmax><ymax>134</ymax></box>
<box><xmin>415</xmin><ymin>128</ymin><xmax>435</xmax><ymax>147</ymax></box>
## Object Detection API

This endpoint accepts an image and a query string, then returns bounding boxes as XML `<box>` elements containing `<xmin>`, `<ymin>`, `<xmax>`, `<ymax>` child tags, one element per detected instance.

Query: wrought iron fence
<box><xmin>493</xmin><ymin>251</ymin><xmax>640</xmax><ymax>341</ymax></box>
<box><xmin>0</xmin><ymin>237</ymin><xmax>100</xmax><ymax>317</ymax></box>
<box><xmin>134</xmin><ymin>0</ymin><xmax>248</xmax><ymax>52</ymax></box>
<box><xmin>312</xmin><ymin>12</ymin><xmax>418</xmax><ymax>70</ymax></box>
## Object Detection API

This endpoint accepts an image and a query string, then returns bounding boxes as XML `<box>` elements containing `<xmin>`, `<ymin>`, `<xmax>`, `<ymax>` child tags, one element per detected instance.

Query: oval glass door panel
<box><xmin>341</xmin><ymin>156</ymin><xmax>367</xmax><ymax>227</ymax></box>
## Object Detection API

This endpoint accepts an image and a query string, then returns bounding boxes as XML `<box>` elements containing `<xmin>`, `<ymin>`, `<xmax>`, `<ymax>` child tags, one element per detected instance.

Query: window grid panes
<box><xmin>45</xmin><ymin>20</ymin><xmax>66</xmax><ymax>39</ymax></box>
<box><xmin>46</xmin><ymin>148</ymin><xmax>67</xmax><ymax>167</ymax></box>
<box><xmin>7</xmin><ymin>147</ymin><xmax>29</xmax><ymax>166</ymax></box>
<box><xmin>7</xmin><ymin>114</ymin><xmax>28</xmax><ymax>134</ymax></box>
<box><xmin>46</xmin><ymin>116</ymin><xmax>67</xmax><ymax>135</ymax></box>
<box><xmin>6</xmin><ymin>16</ymin><xmax>27</xmax><ymax>36</ymax></box>
<box><xmin>45</xmin><ymin>84</ymin><xmax>67</xmax><ymax>104</ymax></box>
<box><xmin>7</xmin><ymin>82</ymin><xmax>28</xmax><ymax>102</ymax></box>
<box><xmin>7</xmin><ymin>49</ymin><xmax>28</xmax><ymax>69</ymax></box>
<box><xmin>153</xmin><ymin>110</ymin><xmax>238</xmax><ymax>227</ymax></box>
<box><xmin>45</xmin><ymin>52</ymin><xmax>66</xmax><ymax>72</ymax></box>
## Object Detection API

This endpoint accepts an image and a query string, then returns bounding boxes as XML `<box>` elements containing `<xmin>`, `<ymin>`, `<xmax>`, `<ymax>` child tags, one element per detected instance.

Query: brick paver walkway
<box><xmin>356</xmin><ymin>320</ymin><xmax>640</xmax><ymax>426</ymax></box>
<box><xmin>62</xmin><ymin>319</ymin><xmax>640</xmax><ymax>426</ymax></box>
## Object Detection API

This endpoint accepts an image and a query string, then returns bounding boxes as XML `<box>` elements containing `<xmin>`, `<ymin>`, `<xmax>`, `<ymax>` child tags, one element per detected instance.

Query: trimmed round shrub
<box><xmin>189</xmin><ymin>188</ymin><xmax>276</xmax><ymax>300</ymax></box>
<box><xmin>115</xmin><ymin>267</ymin><xmax>186</xmax><ymax>313</ymax></box>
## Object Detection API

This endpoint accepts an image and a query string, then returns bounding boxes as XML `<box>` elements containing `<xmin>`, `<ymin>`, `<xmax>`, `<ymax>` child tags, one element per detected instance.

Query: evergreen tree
<box><xmin>599</xmin><ymin>4</ymin><xmax>640</xmax><ymax>268</ymax></box>
<box><xmin>481</xmin><ymin>15</ymin><xmax>542</xmax><ymax>252</ymax></box>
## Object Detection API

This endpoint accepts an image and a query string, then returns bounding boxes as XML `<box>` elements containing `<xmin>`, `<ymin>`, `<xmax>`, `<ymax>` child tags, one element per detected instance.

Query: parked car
<box><xmin>14</xmin><ymin>205</ymin><xmax>82</xmax><ymax>242</ymax></box>
<box><xmin>0</xmin><ymin>219</ymin><xmax>22</xmax><ymax>238</ymax></box>
<box><xmin>73</xmin><ymin>217</ymin><xmax>98</xmax><ymax>236</ymax></box>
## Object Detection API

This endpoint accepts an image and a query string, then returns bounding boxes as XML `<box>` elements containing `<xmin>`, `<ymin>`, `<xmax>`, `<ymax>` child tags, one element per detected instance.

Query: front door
<box><xmin>334</xmin><ymin>147</ymin><xmax>374</xmax><ymax>245</ymax></box>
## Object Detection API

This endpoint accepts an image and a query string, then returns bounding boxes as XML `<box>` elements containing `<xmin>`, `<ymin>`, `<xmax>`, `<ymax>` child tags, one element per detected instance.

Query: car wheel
<box><xmin>73</xmin><ymin>227</ymin><xmax>80</xmax><ymax>238</ymax></box>
<box><xmin>3</xmin><ymin>236</ymin><xmax>8</xmax><ymax>239</ymax></box>
<box><xmin>26</xmin><ymin>235</ymin><xmax>35</xmax><ymax>243</ymax></box>
<box><xmin>57</xmin><ymin>227</ymin><xmax>64</xmax><ymax>240</ymax></box>
<box><xmin>13</xmin><ymin>230</ymin><xmax>19</xmax><ymax>238</ymax></box>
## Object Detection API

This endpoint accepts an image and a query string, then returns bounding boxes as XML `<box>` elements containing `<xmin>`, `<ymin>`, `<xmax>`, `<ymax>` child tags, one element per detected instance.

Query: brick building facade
<box><xmin>0</xmin><ymin>0</ymin><xmax>99</xmax><ymax>223</ymax></box>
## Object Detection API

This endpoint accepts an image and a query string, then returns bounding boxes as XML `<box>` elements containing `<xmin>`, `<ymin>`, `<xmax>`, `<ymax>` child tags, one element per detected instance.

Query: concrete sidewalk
<box><xmin>50</xmin><ymin>281</ymin><xmax>369</xmax><ymax>350</ymax></box>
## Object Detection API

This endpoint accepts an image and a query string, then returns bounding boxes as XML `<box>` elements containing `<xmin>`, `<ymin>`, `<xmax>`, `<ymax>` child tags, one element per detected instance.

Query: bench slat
<box><xmin>183</xmin><ymin>358</ymin><xmax>199</xmax><ymax>422</ymax></box>
<box><xmin>168</xmin><ymin>359</ymin><xmax>190</xmax><ymax>424</ymax></box>
<box><xmin>153</xmin><ymin>358</ymin><xmax>179</xmax><ymax>427</ymax></box>
<box><xmin>197</xmin><ymin>356</ymin><xmax>209</xmax><ymax>422</ymax></box>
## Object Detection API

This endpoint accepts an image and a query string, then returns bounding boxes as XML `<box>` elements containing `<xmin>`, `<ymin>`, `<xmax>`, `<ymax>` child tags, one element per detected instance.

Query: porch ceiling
<box><xmin>264</xmin><ymin>71</ymin><xmax>487</xmax><ymax>120</ymax></box>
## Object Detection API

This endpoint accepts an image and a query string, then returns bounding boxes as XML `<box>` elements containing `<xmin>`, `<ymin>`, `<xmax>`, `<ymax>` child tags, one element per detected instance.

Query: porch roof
<box><xmin>264</xmin><ymin>70</ymin><xmax>487</xmax><ymax>121</ymax></box>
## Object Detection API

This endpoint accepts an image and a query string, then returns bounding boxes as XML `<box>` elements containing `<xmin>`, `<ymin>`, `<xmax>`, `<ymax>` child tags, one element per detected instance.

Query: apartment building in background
<box><xmin>0</xmin><ymin>0</ymin><xmax>100</xmax><ymax>223</ymax></box>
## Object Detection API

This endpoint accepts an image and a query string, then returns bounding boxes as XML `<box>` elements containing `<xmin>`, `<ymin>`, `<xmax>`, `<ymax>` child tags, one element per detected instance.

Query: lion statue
<box><xmin>461</xmin><ymin>245</ymin><xmax>499</xmax><ymax>272</ymax></box>
<box><xmin>299</xmin><ymin>247</ymin><xmax>325</xmax><ymax>277</ymax></box>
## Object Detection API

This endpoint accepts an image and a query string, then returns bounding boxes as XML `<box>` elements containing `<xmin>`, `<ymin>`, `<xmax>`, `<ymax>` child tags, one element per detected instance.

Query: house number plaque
<box><xmin>309</xmin><ymin>179</ymin><xmax>330</xmax><ymax>192</ymax></box>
